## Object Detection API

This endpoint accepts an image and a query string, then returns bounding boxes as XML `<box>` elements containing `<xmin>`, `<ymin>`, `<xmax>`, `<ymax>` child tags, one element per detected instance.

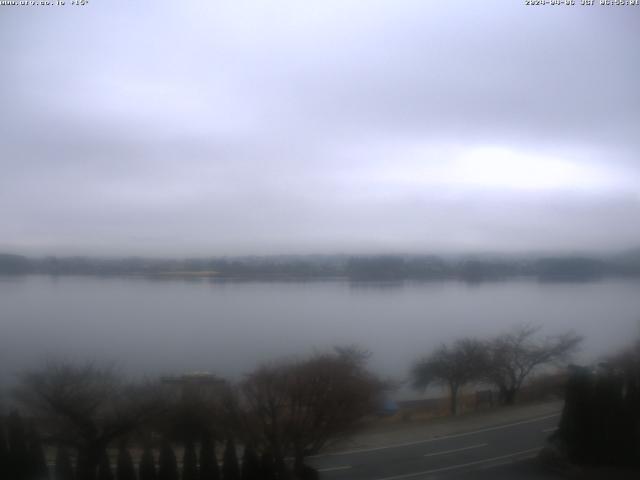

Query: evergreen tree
<box><xmin>8</xmin><ymin>410</ymin><xmax>30</xmax><ymax>480</ymax></box>
<box><xmin>97</xmin><ymin>449</ymin><xmax>114</xmax><ymax>480</ymax></box>
<box><xmin>259</xmin><ymin>451</ymin><xmax>276</xmax><ymax>480</ymax></box>
<box><xmin>240</xmin><ymin>445</ymin><xmax>260</xmax><ymax>480</ymax></box>
<box><xmin>0</xmin><ymin>420</ymin><xmax>10</xmax><ymax>480</ymax></box>
<box><xmin>182</xmin><ymin>440</ymin><xmax>197</xmax><ymax>480</ymax></box>
<box><xmin>198</xmin><ymin>434</ymin><xmax>219</xmax><ymax>480</ymax></box>
<box><xmin>221</xmin><ymin>439</ymin><xmax>239</xmax><ymax>480</ymax></box>
<box><xmin>76</xmin><ymin>447</ymin><xmax>97</xmax><ymax>480</ymax></box>
<box><xmin>27</xmin><ymin>426</ymin><xmax>49</xmax><ymax>480</ymax></box>
<box><xmin>115</xmin><ymin>446</ymin><xmax>136</xmax><ymax>480</ymax></box>
<box><xmin>54</xmin><ymin>447</ymin><xmax>74</xmax><ymax>480</ymax></box>
<box><xmin>157</xmin><ymin>441</ymin><xmax>178</xmax><ymax>480</ymax></box>
<box><xmin>138</xmin><ymin>445</ymin><xmax>156</xmax><ymax>480</ymax></box>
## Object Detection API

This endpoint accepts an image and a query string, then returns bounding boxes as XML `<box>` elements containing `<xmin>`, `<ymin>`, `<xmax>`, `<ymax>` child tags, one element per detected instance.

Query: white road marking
<box><xmin>311</xmin><ymin>412</ymin><xmax>560</xmax><ymax>458</ymax></box>
<box><xmin>423</xmin><ymin>443</ymin><xmax>487</xmax><ymax>457</ymax></box>
<box><xmin>374</xmin><ymin>447</ymin><xmax>542</xmax><ymax>480</ymax></box>
<box><xmin>317</xmin><ymin>465</ymin><xmax>352</xmax><ymax>472</ymax></box>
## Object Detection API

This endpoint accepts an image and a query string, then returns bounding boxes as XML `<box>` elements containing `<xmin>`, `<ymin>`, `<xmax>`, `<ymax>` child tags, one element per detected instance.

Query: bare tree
<box><xmin>411</xmin><ymin>338</ymin><xmax>487</xmax><ymax>415</ymax></box>
<box><xmin>485</xmin><ymin>324</ymin><xmax>582</xmax><ymax>405</ymax></box>
<box><xmin>155</xmin><ymin>373</ymin><xmax>227</xmax><ymax>444</ymax></box>
<box><xmin>240</xmin><ymin>346</ymin><xmax>385</xmax><ymax>475</ymax></box>
<box><xmin>15</xmin><ymin>361</ymin><xmax>167</xmax><ymax>480</ymax></box>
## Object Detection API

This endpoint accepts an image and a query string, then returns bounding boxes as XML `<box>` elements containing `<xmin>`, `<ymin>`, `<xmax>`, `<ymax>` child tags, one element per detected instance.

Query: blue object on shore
<box><xmin>379</xmin><ymin>399</ymin><xmax>399</xmax><ymax>415</ymax></box>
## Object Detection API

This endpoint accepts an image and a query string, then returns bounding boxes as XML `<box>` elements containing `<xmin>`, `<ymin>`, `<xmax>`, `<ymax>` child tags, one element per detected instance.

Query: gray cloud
<box><xmin>1</xmin><ymin>0</ymin><xmax>639</xmax><ymax>255</ymax></box>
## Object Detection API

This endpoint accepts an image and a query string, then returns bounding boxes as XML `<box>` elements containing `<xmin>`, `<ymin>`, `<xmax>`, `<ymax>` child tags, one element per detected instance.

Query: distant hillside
<box><xmin>2</xmin><ymin>251</ymin><xmax>640</xmax><ymax>281</ymax></box>
<box><xmin>0</xmin><ymin>254</ymin><xmax>31</xmax><ymax>274</ymax></box>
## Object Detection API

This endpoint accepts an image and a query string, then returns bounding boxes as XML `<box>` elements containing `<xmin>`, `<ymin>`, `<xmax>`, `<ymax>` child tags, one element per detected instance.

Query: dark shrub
<box><xmin>54</xmin><ymin>447</ymin><xmax>74</xmax><ymax>480</ymax></box>
<box><xmin>138</xmin><ymin>445</ymin><xmax>156</xmax><ymax>480</ymax></box>
<box><xmin>222</xmin><ymin>439</ymin><xmax>239</xmax><ymax>480</ymax></box>
<box><xmin>116</xmin><ymin>446</ymin><xmax>136</xmax><ymax>480</ymax></box>
<box><xmin>157</xmin><ymin>441</ymin><xmax>178</xmax><ymax>480</ymax></box>
<box><xmin>182</xmin><ymin>440</ymin><xmax>197</xmax><ymax>480</ymax></box>
<box><xmin>27</xmin><ymin>426</ymin><xmax>49</xmax><ymax>480</ymax></box>
<box><xmin>240</xmin><ymin>444</ymin><xmax>260</xmax><ymax>480</ymax></box>
<box><xmin>8</xmin><ymin>411</ymin><xmax>30</xmax><ymax>480</ymax></box>
<box><xmin>0</xmin><ymin>421</ymin><xmax>8</xmax><ymax>480</ymax></box>
<box><xmin>259</xmin><ymin>451</ymin><xmax>276</xmax><ymax>480</ymax></box>
<box><xmin>199</xmin><ymin>434</ymin><xmax>219</xmax><ymax>480</ymax></box>
<box><xmin>97</xmin><ymin>450</ymin><xmax>114</xmax><ymax>480</ymax></box>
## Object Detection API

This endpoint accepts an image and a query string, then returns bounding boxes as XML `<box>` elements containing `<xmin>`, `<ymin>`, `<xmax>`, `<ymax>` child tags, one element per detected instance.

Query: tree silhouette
<box><xmin>54</xmin><ymin>447</ymin><xmax>74</xmax><ymax>480</ymax></box>
<box><xmin>486</xmin><ymin>325</ymin><xmax>582</xmax><ymax>405</ymax></box>
<box><xmin>138</xmin><ymin>445</ymin><xmax>156</xmax><ymax>480</ymax></box>
<box><xmin>16</xmin><ymin>362</ymin><xmax>166</xmax><ymax>480</ymax></box>
<box><xmin>198</xmin><ymin>434</ymin><xmax>219</xmax><ymax>480</ymax></box>
<box><xmin>412</xmin><ymin>339</ymin><xmax>487</xmax><ymax>415</ymax></box>
<box><xmin>240</xmin><ymin>444</ymin><xmax>260</xmax><ymax>480</ymax></box>
<box><xmin>97</xmin><ymin>449</ymin><xmax>114</xmax><ymax>480</ymax></box>
<box><xmin>76</xmin><ymin>445</ymin><xmax>96</xmax><ymax>480</ymax></box>
<box><xmin>0</xmin><ymin>419</ymin><xmax>8</xmax><ymax>480</ymax></box>
<box><xmin>157</xmin><ymin>441</ymin><xmax>178</xmax><ymax>480</ymax></box>
<box><xmin>241</xmin><ymin>346</ymin><xmax>383</xmax><ymax>471</ymax></box>
<box><xmin>8</xmin><ymin>411</ymin><xmax>30</xmax><ymax>480</ymax></box>
<box><xmin>27</xmin><ymin>425</ymin><xmax>49</xmax><ymax>480</ymax></box>
<box><xmin>258</xmin><ymin>451</ymin><xmax>276</xmax><ymax>480</ymax></box>
<box><xmin>555</xmin><ymin>341</ymin><xmax>640</xmax><ymax>467</ymax></box>
<box><xmin>115</xmin><ymin>445</ymin><xmax>136</xmax><ymax>480</ymax></box>
<box><xmin>181</xmin><ymin>440</ymin><xmax>198</xmax><ymax>480</ymax></box>
<box><xmin>222</xmin><ymin>439</ymin><xmax>239</xmax><ymax>480</ymax></box>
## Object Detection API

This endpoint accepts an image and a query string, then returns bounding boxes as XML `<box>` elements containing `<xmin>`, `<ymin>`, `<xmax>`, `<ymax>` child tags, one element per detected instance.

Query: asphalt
<box><xmin>308</xmin><ymin>411</ymin><xmax>563</xmax><ymax>479</ymax></box>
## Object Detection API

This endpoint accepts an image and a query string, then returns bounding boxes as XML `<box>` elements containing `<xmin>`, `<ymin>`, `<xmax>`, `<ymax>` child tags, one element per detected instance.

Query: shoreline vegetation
<box><xmin>2</xmin><ymin>250</ymin><xmax>640</xmax><ymax>282</ymax></box>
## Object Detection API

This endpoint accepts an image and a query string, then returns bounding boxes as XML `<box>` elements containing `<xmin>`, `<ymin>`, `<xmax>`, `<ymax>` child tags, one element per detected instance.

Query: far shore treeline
<box><xmin>2</xmin><ymin>250</ymin><xmax>640</xmax><ymax>281</ymax></box>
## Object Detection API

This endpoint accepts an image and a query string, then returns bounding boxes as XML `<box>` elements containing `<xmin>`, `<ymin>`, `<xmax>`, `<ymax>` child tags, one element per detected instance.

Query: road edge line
<box><xmin>312</xmin><ymin>412</ymin><xmax>560</xmax><ymax>458</ymax></box>
<box><xmin>374</xmin><ymin>447</ymin><xmax>542</xmax><ymax>480</ymax></box>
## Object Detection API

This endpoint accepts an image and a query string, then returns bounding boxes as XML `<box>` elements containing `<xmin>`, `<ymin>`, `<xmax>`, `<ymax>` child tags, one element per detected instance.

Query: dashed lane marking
<box><xmin>317</xmin><ymin>465</ymin><xmax>352</xmax><ymax>472</ymax></box>
<box><xmin>423</xmin><ymin>443</ymin><xmax>488</xmax><ymax>457</ymax></box>
<box><xmin>374</xmin><ymin>447</ymin><xmax>542</xmax><ymax>480</ymax></box>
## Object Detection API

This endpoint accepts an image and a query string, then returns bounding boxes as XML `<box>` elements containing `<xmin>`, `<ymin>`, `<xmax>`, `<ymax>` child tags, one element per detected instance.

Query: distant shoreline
<box><xmin>2</xmin><ymin>251</ymin><xmax>640</xmax><ymax>282</ymax></box>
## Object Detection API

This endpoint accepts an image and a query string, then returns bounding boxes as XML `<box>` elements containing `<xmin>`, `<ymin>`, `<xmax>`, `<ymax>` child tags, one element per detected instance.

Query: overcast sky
<box><xmin>1</xmin><ymin>0</ymin><xmax>639</xmax><ymax>256</ymax></box>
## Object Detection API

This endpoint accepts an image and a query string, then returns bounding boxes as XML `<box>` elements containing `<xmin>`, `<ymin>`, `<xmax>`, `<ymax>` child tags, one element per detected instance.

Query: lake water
<box><xmin>2</xmin><ymin>275</ymin><xmax>639</xmax><ymax>396</ymax></box>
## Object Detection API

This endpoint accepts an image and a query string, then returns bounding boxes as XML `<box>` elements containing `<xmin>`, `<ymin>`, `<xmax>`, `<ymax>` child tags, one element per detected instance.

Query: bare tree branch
<box><xmin>485</xmin><ymin>324</ymin><xmax>582</xmax><ymax>405</ymax></box>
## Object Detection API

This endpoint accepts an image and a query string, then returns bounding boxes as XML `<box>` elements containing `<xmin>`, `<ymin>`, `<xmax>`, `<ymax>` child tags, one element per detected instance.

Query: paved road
<box><xmin>309</xmin><ymin>413</ymin><xmax>561</xmax><ymax>480</ymax></box>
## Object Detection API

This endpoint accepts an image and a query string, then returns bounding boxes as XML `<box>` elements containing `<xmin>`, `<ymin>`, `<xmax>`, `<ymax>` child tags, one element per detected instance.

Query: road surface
<box><xmin>309</xmin><ymin>413</ymin><xmax>561</xmax><ymax>479</ymax></box>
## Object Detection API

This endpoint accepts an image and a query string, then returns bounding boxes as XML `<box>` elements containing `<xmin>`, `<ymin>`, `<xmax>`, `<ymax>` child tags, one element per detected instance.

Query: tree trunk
<box><xmin>497</xmin><ymin>385</ymin><xmax>516</xmax><ymax>405</ymax></box>
<box><xmin>503</xmin><ymin>388</ymin><xmax>517</xmax><ymax>405</ymax></box>
<box><xmin>450</xmin><ymin>384</ymin><xmax>459</xmax><ymax>415</ymax></box>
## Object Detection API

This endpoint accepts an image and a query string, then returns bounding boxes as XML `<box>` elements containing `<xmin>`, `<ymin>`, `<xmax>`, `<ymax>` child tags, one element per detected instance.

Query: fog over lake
<box><xmin>3</xmin><ymin>3</ymin><xmax>638</xmax><ymax>401</ymax></box>
<box><xmin>2</xmin><ymin>276</ymin><xmax>639</xmax><ymax>397</ymax></box>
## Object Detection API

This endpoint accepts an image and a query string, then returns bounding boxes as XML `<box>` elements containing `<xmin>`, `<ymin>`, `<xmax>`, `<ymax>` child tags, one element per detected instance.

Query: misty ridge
<box><xmin>2</xmin><ymin>250</ymin><xmax>640</xmax><ymax>282</ymax></box>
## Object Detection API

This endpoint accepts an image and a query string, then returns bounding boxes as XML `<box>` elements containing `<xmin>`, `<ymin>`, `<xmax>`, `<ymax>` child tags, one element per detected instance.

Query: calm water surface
<box><xmin>2</xmin><ymin>275</ymin><xmax>639</xmax><ymax>394</ymax></box>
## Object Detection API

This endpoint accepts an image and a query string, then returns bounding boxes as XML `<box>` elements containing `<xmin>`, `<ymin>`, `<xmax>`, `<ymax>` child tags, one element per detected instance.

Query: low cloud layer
<box><xmin>1</xmin><ymin>1</ymin><xmax>639</xmax><ymax>255</ymax></box>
